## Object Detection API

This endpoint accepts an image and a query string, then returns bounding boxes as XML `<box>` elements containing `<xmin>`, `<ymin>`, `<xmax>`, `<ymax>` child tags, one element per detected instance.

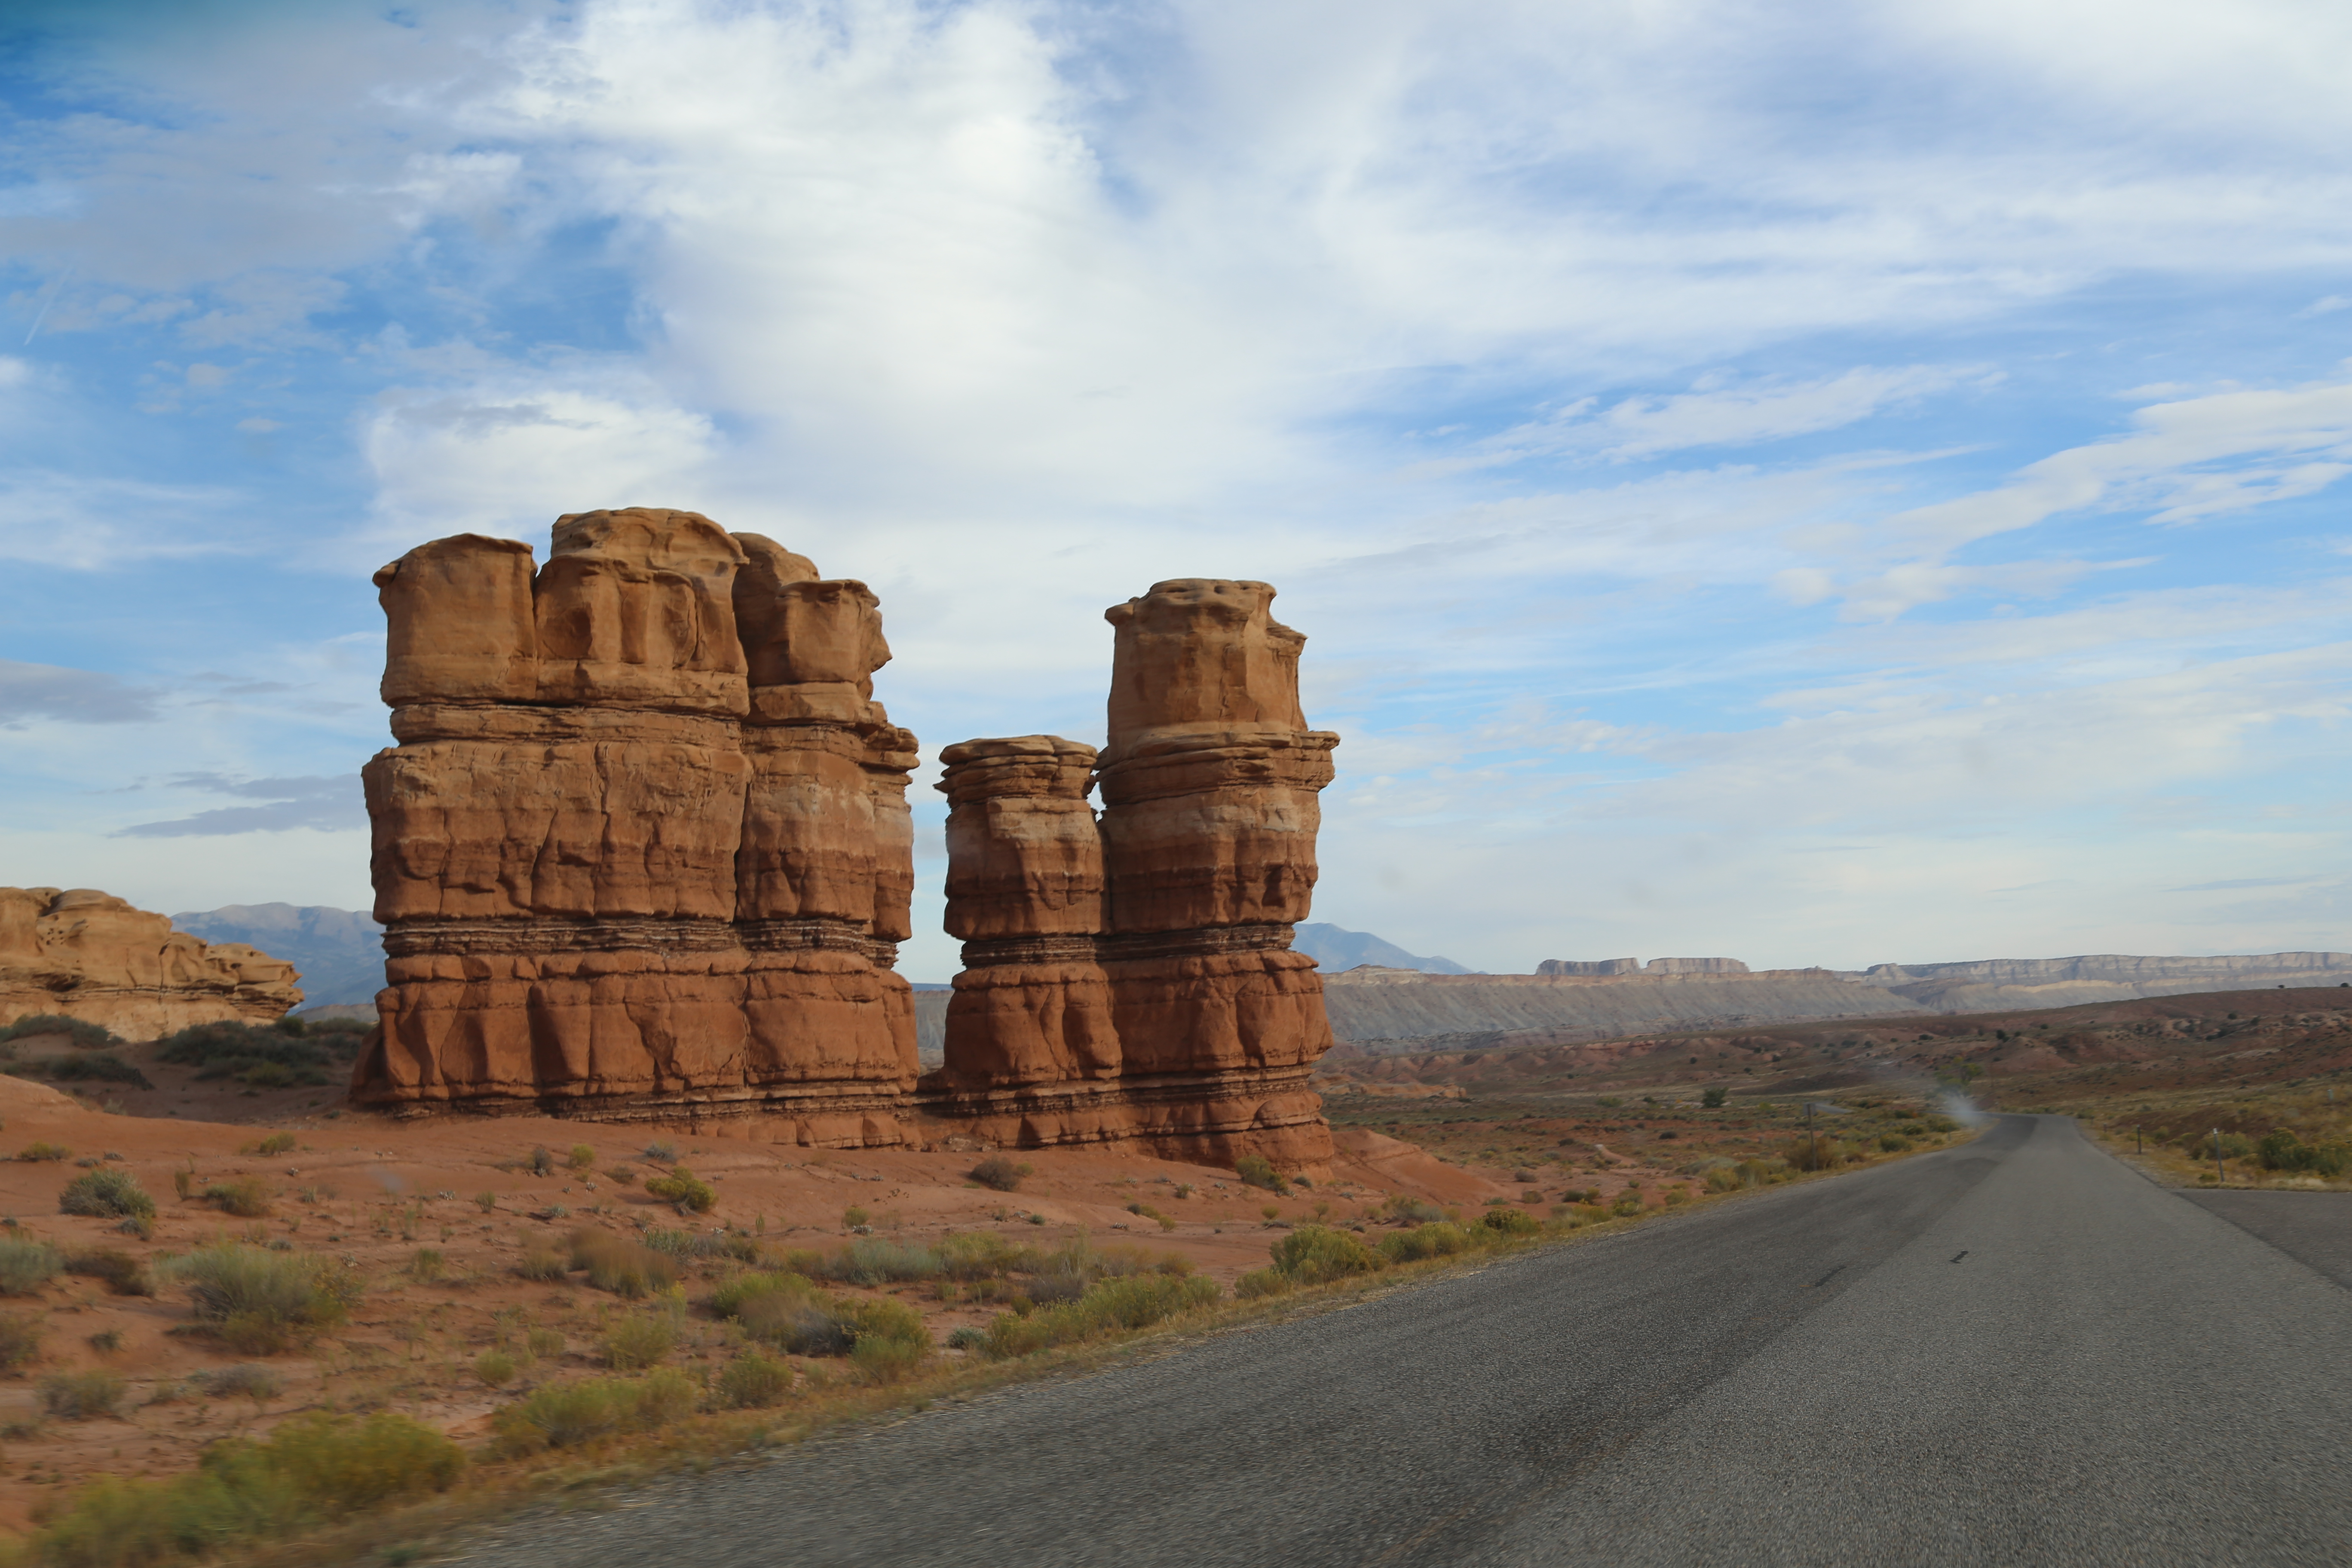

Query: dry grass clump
<box><xmin>978</xmin><ymin>1274</ymin><xmax>1220</xmax><ymax>1358</ymax></box>
<box><xmin>173</xmin><ymin>1243</ymin><xmax>363</xmax><ymax>1354</ymax></box>
<box><xmin>39</xmin><ymin>1369</ymin><xmax>126</xmax><ymax>1420</ymax></box>
<box><xmin>712</xmin><ymin>1271</ymin><xmax>928</xmax><ymax>1378</ymax></box>
<box><xmin>601</xmin><ymin>1311</ymin><xmax>680</xmax><ymax>1371</ymax></box>
<box><xmin>1376</xmin><ymin>1221</ymin><xmax>1473</xmax><ymax>1265</ymax></box>
<box><xmin>712</xmin><ymin>1351</ymin><xmax>794</xmax><ymax>1409</ymax></box>
<box><xmin>567</xmin><ymin>1228</ymin><xmax>681</xmax><ymax>1298</ymax></box>
<box><xmin>58</xmin><ymin>1167</ymin><xmax>155</xmax><ymax>1221</ymax></box>
<box><xmin>202</xmin><ymin>1177</ymin><xmax>273</xmax><ymax>1218</ymax></box>
<box><xmin>0</xmin><ymin>1311</ymin><xmax>44</xmax><ymax>1370</ymax></box>
<box><xmin>493</xmin><ymin>1369</ymin><xmax>699</xmax><ymax>1455</ymax></box>
<box><xmin>0</xmin><ymin>1237</ymin><xmax>62</xmax><ymax>1296</ymax></box>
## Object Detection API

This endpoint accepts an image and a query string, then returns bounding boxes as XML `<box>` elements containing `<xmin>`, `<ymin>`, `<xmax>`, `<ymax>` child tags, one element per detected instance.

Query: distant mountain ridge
<box><xmin>1293</xmin><ymin>924</ymin><xmax>1474</xmax><ymax>975</ymax></box>
<box><xmin>171</xmin><ymin>904</ymin><xmax>385</xmax><ymax>1008</ymax></box>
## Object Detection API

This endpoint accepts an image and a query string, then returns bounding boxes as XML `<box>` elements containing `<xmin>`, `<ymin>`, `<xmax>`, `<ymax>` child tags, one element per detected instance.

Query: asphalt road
<box><xmin>453</xmin><ymin>1117</ymin><xmax>2352</xmax><ymax>1567</ymax></box>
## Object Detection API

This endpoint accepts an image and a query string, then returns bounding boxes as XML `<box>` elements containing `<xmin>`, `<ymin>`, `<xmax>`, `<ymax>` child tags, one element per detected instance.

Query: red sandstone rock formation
<box><xmin>928</xmin><ymin>579</ymin><xmax>1340</xmax><ymax>1171</ymax></box>
<box><xmin>0</xmin><ymin>888</ymin><xmax>300</xmax><ymax>1038</ymax></box>
<box><xmin>355</xmin><ymin>509</ymin><xmax>916</xmax><ymax>1142</ymax></box>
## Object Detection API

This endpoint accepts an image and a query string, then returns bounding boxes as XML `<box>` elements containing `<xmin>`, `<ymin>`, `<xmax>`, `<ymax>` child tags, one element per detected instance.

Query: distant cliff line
<box><xmin>1313</xmin><ymin>951</ymin><xmax>2352</xmax><ymax>1050</ymax></box>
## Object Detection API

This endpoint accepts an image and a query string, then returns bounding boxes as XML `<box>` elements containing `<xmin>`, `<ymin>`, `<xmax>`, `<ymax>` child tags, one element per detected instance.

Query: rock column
<box><xmin>353</xmin><ymin>508</ymin><xmax>916</xmax><ymax>1141</ymax></box>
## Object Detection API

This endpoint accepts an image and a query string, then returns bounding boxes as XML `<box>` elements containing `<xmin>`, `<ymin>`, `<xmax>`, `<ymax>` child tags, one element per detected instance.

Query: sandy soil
<box><xmin>0</xmin><ymin>1071</ymin><xmax>1515</xmax><ymax>1534</ymax></box>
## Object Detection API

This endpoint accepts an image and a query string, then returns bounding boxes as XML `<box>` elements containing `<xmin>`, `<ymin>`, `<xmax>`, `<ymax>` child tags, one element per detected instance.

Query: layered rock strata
<box><xmin>926</xmin><ymin>579</ymin><xmax>1340</xmax><ymax>1171</ymax></box>
<box><xmin>0</xmin><ymin>888</ymin><xmax>300</xmax><ymax>1038</ymax></box>
<box><xmin>354</xmin><ymin>509</ymin><xmax>917</xmax><ymax>1142</ymax></box>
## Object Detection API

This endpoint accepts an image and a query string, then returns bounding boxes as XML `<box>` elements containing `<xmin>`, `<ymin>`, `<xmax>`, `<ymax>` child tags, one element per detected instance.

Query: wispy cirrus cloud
<box><xmin>114</xmin><ymin>775</ymin><xmax>363</xmax><ymax>839</ymax></box>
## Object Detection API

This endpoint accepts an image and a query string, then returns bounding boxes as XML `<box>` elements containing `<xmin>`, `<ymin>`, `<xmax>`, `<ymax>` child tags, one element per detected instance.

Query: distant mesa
<box><xmin>0</xmin><ymin>887</ymin><xmax>301</xmax><ymax>1038</ymax></box>
<box><xmin>1537</xmin><ymin>957</ymin><xmax>1750</xmax><ymax>976</ymax></box>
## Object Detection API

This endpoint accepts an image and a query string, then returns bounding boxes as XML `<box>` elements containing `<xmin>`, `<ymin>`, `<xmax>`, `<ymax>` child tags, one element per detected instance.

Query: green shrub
<box><xmin>203</xmin><ymin>1177</ymin><xmax>273</xmax><ymax>1218</ymax></box>
<box><xmin>60</xmin><ymin>1167</ymin><xmax>156</xmax><ymax>1220</ymax></box>
<box><xmin>407</xmin><ymin>1248</ymin><xmax>445</xmax><ymax>1283</ymax></box>
<box><xmin>1376</xmin><ymin>1222</ymin><xmax>1472</xmax><ymax>1264</ymax></box>
<box><xmin>1878</xmin><ymin>1133</ymin><xmax>1912</xmax><ymax>1153</ymax></box>
<box><xmin>568</xmin><ymin>1144</ymin><xmax>597</xmax><ymax>1171</ymax></box>
<box><xmin>566</xmin><ymin>1228</ymin><xmax>680</xmax><ymax>1298</ymax></box>
<box><xmin>0</xmin><ymin>1014</ymin><xmax>119</xmax><ymax>1049</ymax></box>
<box><xmin>526</xmin><ymin>1327</ymin><xmax>565</xmax><ymax>1360</ymax></box>
<box><xmin>36</xmin><ymin>1053</ymin><xmax>153</xmax><ymax>1088</ymax></box>
<box><xmin>2257</xmin><ymin>1130</ymin><xmax>2349</xmax><ymax>1174</ymax></box>
<box><xmin>1269</xmin><ymin>1225</ymin><xmax>1380</xmax><ymax>1285</ymax></box>
<box><xmin>644</xmin><ymin>1166</ymin><xmax>717</xmax><ymax>1213</ymax></box>
<box><xmin>0</xmin><ymin>1311</ymin><xmax>44</xmax><ymax>1369</ymax></box>
<box><xmin>175</xmin><ymin>1243</ymin><xmax>361</xmax><ymax>1353</ymax></box>
<box><xmin>936</xmin><ymin>1231</ymin><xmax>1034</xmax><ymax>1280</ymax></box>
<box><xmin>1234</xmin><ymin>1266</ymin><xmax>1291</xmax><ymax>1300</ymax></box>
<box><xmin>198</xmin><ymin>1365</ymin><xmax>282</xmax><ymax>1406</ymax></box>
<box><xmin>1384</xmin><ymin>1196</ymin><xmax>1445</xmax><ymax>1224</ymax></box>
<box><xmin>714</xmin><ymin>1350</ymin><xmax>794</xmax><ymax>1409</ymax></box>
<box><xmin>851</xmin><ymin>1335</ymin><xmax>928</xmax><ymax>1384</ymax></box>
<box><xmin>0</xmin><ymin>1237</ymin><xmax>61</xmax><ymax>1295</ymax></box>
<box><xmin>492</xmin><ymin>1370</ymin><xmax>699</xmax><ymax>1455</ymax></box>
<box><xmin>18</xmin><ymin>1142</ymin><xmax>70</xmax><ymax>1163</ymax></box>
<box><xmin>1781</xmin><ymin>1137</ymin><xmax>1848</xmax><ymax>1173</ymax></box>
<box><xmin>154</xmin><ymin>1019</ymin><xmax>350</xmax><ymax>1087</ymax></box>
<box><xmin>246</xmin><ymin>1133</ymin><xmax>297</xmax><ymax>1157</ymax></box>
<box><xmin>601</xmin><ymin>1312</ymin><xmax>678</xmax><ymax>1370</ymax></box>
<box><xmin>257</xmin><ymin>1411</ymin><xmax>464</xmax><ymax>1514</ymax></box>
<box><xmin>1610</xmin><ymin>1192</ymin><xmax>1645</xmax><ymax>1217</ymax></box>
<box><xmin>40</xmin><ymin>1369</ymin><xmax>126</xmax><ymax>1419</ymax></box>
<box><xmin>969</xmin><ymin>1156</ymin><xmax>1029</xmax><ymax>1191</ymax></box>
<box><xmin>65</xmin><ymin>1248</ymin><xmax>151</xmax><ymax>1297</ymax></box>
<box><xmin>1235</xmin><ymin>1154</ymin><xmax>1289</xmax><ymax>1194</ymax></box>
<box><xmin>474</xmin><ymin>1350</ymin><xmax>518</xmax><ymax>1388</ymax></box>
<box><xmin>1701</xmin><ymin>1086</ymin><xmax>1729</xmax><ymax>1108</ymax></box>
<box><xmin>979</xmin><ymin>1274</ymin><xmax>1218</xmax><ymax>1358</ymax></box>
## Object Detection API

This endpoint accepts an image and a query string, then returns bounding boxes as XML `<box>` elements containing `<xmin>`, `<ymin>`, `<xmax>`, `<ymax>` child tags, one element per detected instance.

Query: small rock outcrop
<box><xmin>0</xmin><ymin>888</ymin><xmax>300</xmax><ymax>1038</ymax></box>
<box><xmin>926</xmin><ymin>579</ymin><xmax>1341</xmax><ymax>1170</ymax></box>
<box><xmin>1537</xmin><ymin>958</ymin><xmax>1640</xmax><ymax>977</ymax></box>
<box><xmin>354</xmin><ymin>510</ymin><xmax>918</xmax><ymax>1142</ymax></box>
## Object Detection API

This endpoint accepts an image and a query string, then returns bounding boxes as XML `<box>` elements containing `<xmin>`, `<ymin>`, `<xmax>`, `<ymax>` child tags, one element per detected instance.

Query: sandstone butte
<box><xmin>0</xmin><ymin>887</ymin><xmax>301</xmax><ymax>1038</ymax></box>
<box><xmin>353</xmin><ymin>509</ymin><xmax>1342</xmax><ymax>1174</ymax></box>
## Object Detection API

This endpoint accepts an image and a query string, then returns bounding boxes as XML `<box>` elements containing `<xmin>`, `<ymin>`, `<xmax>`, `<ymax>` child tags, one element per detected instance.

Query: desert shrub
<box><xmin>1924</xmin><ymin>1115</ymin><xmax>1960</xmax><ymax>1134</ymax></box>
<box><xmin>643</xmin><ymin>1139</ymin><xmax>680</xmax><ymax>1162</ymax></box>
<box><xmin>1878</xmin><ymin>1133</ymin><xmax>1912</xmax><ymax>1153</ymax></box>
<box><xmin>823</xmin><ymin>1237</ymin><xmax>943</xmax><ymax>1287</ymax></box>
<box><xmin>2258</xmin><ymin>1131</ymin><xmax>2349</xmax><ymax>1174</ymax></box>
<box><xmin>1377</xmin><ymin>1222</ymin><xmax>1472</xmax><ymax>1264</ymax></box>
<box><xmin>18</xmin><ymin>1142</ymin><xmax>70</xmax><ymax>1163</ymax></box>
<box><xmin>1384</xmin><ymin>1196</ymin><xmax>1446</xmax><ymax>1225</ymax></box>
<box><xmin>1610</xmin><ymin>1192</ymin><xmax>1645</xmax><ymax>1218</ymax></box>
<box><xmin>713</xmin><ymin>1350</ymin><xmax>794</xmax><ymax>1409</ymax></box>
<box><xmin>474</xmin><ymin>1350</ymin><xmax>518</xmax><ymax>1387</ymax></box>
<box><xmin>88</xmin><ymin>1329</ymin><xmax>123</xmax><ymax>1354</ymax></box>
<box><xmin>0</xmin><ymin>1014</ymin><xmax>119</xmax><ymax>1049</ymax></box>
<box><xmin>175</xmin><ymin>1243</ymin><xmax>361</xmax><ymax>1353</ymax></box>
<box><xmin>601</xmin><ymin>1312</ymin><xmax>679</xmax><ymax>1370</ymax></box>
<box><xmin>1781</xmin><ymin>1137</ymin><xmax>1849</xmax><ymax>1173</ymax></box>
<box><xmin>203</xmin><ymin>1177</ymin><xmax>273</xmax><ymax>1218</ymax></box>
<box><xmin>969</xmin><ymin>1155</ymin><xmax>1030</xmax><ymax>1192</ymax></box>
<box><xmin>645</xmin><ymin>1166</ymin><xmax>717</xmax><ymax>1213</ymax></box>
<box><xmin>642</xmin><ymin>1227</ymin><xmax>757</xmax><ymax>1263</ymax></box>
<box><xmin>851</xmin><ymin>1335</ymin><xmax>927</xmax><ymax>1384</ymax></box>
<box><xmin>65</xmin><ymin>1248</ymin><xmax>151</xmax><ymax>1297</ymax></box>
<box><xmin>36</xmin><ymin>1053</ymin><xmax>153</xmax><ymax>1089</ymax></box>
<box><xmin>493</xmin><ymin>1369</ymin><xmax>699</xmax><ymax>1455</ymax></box>
<box><xmin>1704</xmin><ymin>1166</ymin><xmax>1743</xmax><ymax>1194</ymax></box>
<box><xmin>0</xmin><ymin>1311</ymin><xmax>44</xmax><ymax>1369</ymax></box>
<box><xmin>979</xmin><ymin>1274</ymin><xmax>1219</xmax><ymax>1358</ymax></box>
<box><xmin>259</xmin><ymin>1410</ymin><xmax>464</xmax><ymax>1513</ymax></box>
<box><xmin>567</xmin><ymin>1228</ymin><xmax>680</xmax><ymax>1298</ymax></box>
<box><xmin>60</xmin><ymin>1167</ymin><xmax>156</xmax><ymax>1221</ymax></box>
<box><xmin>568</xmin><ymin>1144</ymin><xmax>597</xmax><ymax>1171</ymax></box>
<box><xmin>1477</xmin><ymin>1206</ymin><xmax>1539</xmax><ymax>1237</ymax></box>
<box><xmin>1235</xmin><ymin>1154</ymin><xmax>1289</xmax><ymax>1194</ymax></box>
<box><xmin>1269</xmin><ymin>1225</ymin><xmax>1381</xmax><ymax>1285</ymax></box>
<box><xmin>153</xmin><ymin>1019</ymin><xmax>347</xmax><ymax>1086</ymax></box>
<box><xmin>1702</xmin><ymin>1086</ymin><xmax>1729</xmax><ymax>1108</ymax></box>
<box><xmin>709</xmin><ymin>1269</ymin><xmax>813</xmax><ymax>1318</ymax></box>
<box><xmin>243</xmin><ymin>1133</ymin><xmax>297</xmax><ymax>1157</ymax></box>
<box><xmin>40</xmin><ymin>1369</ymin><xmax>126</xmax><ymax>1419</ymax></box>
<box><xmin>1234</xmin><ymin>1267</ymin><xmax>1291</xmax><ymax>1300</ymax></box>
<box><xmin>0</xmin><ymin>1238</ymin><xmax>61</xmax><ymax>1295</ymax></box>
<box><xmin>936</xmin><ymin>1231</ymin><xmax>1034</xmax><ymax>1280</ymax></box>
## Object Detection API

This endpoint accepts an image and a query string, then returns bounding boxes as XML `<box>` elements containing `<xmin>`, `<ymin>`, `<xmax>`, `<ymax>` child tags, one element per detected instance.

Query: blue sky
<box><xmin>4</xmin><ymin>0</ymin><xmax>2352</xmax><ymax>982</ymax></box>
